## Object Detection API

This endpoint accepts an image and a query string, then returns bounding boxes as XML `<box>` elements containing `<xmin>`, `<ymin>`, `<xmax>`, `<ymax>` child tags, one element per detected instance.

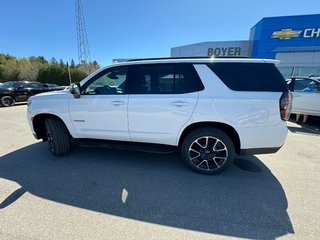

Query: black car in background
<box><xmin>42</xmin><ymin>83</ymin><xmax>66</xmax><ymax>91</ymax></box>
<box><xmin>0</xmin><ymin>81</ymin><xmax>64</xmax><ymax>107</ymax></box>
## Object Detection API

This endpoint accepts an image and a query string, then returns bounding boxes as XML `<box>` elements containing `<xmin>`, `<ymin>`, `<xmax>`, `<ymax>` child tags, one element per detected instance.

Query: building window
<box><xmin>277</xmin><ymin>67</ymin><xmax>294</xmax><ymax>78</ymax></box>
<box><xmin>278</xmin><ymin>67</ymin><xmax>320</xmax><ymax>78</ymax></box>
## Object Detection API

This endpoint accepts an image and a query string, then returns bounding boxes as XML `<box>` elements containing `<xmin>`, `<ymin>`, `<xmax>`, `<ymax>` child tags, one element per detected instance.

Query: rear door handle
<box><xmin>111</xmin><ymin>101</ymin><xmax>125</xmax><ymax>106</ymax></box>
<box><xmin>171</xmin><ymin>101</ymin><xmax>190</xmax><ymax>107</ymax></box>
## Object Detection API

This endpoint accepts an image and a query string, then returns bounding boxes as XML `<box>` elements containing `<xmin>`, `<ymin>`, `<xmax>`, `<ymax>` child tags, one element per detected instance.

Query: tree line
<box><xmin>0</xmin><ymin>54</ymin><xmax>100</xmax><ymax>86</ymax></box>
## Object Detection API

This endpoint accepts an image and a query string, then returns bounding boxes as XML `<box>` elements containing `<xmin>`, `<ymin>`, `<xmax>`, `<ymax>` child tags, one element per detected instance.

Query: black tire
<box><xmin>181</xmin><ymin>127</ymin><xmax>235</xmax><ymax>175</ymax></box>
<box><xmin>44</xmin><ymin>118</ymin><xmax>71</xmax><ymax>156</ymax></box>
<box><xmin>0</xmin><ymin>96</ymin><xmax>15</xmax><ymax>107</ymax></box>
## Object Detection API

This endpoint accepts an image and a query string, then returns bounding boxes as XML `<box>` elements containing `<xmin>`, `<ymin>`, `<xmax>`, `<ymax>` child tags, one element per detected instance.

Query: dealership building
<box><xmin>171</xmin><ymin>14</ymin><xmax>320</xmax><ymax>78</ymax></box>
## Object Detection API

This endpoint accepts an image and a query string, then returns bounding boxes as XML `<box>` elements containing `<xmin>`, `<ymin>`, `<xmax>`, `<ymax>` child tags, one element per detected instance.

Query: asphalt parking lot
<box><xmin>0</xmin><ymin>104</ymin><xmax>319</xmax><ymax>240</ymax></box>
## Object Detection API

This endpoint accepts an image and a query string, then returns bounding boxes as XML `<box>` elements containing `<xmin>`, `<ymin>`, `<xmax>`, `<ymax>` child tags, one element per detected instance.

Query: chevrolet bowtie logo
<box><xmin>271</xmin><ymin>29</ymin><xmax>302</xmax><ymax>39</ymax></box>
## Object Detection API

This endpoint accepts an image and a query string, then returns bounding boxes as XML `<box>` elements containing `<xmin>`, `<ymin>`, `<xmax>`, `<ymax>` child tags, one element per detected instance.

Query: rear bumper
<box><xmin>239</xmin><ymin>146</ymin><xmax>282</xmax><ymax>155</ymax></box>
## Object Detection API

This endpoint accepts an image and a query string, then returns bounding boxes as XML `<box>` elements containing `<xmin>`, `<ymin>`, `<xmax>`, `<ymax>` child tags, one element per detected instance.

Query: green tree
<box><xmin>18</xmin><ymin>58</ymin><xmax>39</xmax><ymax>81</ymax></box>
<box><xmin>90</xmin><ymin>60</ymin><xmax>100</xmax><ymax>72</ymax></box>
<box><xmin>50</xmin><ymin>57</ymin><xmax>58</xmax><ymax>65</ymax></box>
<box><xmin>70</xmin><ymin>68</ymin><xmax>87</xmax><ymax>83</ymax></box>
<box><xmin>29</xmin><ymin>56</ymin><xmax>48</xmax><ymax>65</ymax></box>
<box><xmin>70</xmin><ymin>59</ymin><xmax>76</xmax><ymax>68</ymax></box>
<box><xmin>59</xmin><ymin>59</ymin><xmax>65</xmax><ymax>67</ymax></box>
<box><xmin>0</xmin><ymin>65</ymin><xmax>4</xmax><ymax>81</ymax></box>
<box><xmin>0</xmin><ymin>53</ymin><xmax>98</xmax><ymax>84</ymax></box>
<box><xmin>0</xmin><ymin>58</ymin><xmax>19</xmax><ymax>82</ymax></box>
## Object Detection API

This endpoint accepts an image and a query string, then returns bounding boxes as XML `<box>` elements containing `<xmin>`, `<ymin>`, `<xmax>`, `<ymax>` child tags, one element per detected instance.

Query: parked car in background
<box><xmin>0</xmin><ymin>81</ymin><xmax>64</xmax><ymax>107</ymax></box>
<box><xmin>286</xmin><ymin>77</ymin><xmax>320</xmax><ymax>116</ymax></box>
<box><xmin>42</xmin><ymin>83</ymin><xmax>66</xmax><ymax>91</ymax></box>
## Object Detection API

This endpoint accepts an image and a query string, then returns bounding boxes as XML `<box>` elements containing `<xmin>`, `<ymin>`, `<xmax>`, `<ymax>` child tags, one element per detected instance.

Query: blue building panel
<box><xmin>250</xmin><ymin>14</ymin><xmax>320</xmax><ymax>59</ymax></box>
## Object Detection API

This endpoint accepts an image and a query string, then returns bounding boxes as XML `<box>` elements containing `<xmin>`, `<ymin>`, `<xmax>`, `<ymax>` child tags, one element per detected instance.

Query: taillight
<box><xmin>280</xmin><ymin>92</ymin><xmax>292</xmax><ymax>121</ymax></box>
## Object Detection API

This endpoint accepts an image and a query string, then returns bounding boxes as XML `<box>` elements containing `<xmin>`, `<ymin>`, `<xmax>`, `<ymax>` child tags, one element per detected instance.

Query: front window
<box><xmin>301</xmin><ymin>80</ymin><xmax>320</xmax><ymax>92</ymax></box>
<box><xmin>294</xmin><ymin>79</ymin><xmax>313</xmax><ymax>91</ymax></box>
<box><xmin>83</xmin><ymin>66</ymin><xmax>128</xmax><ymax>95</ymax></box>
<box><xmin>293</xmin><ymin>79</ymin><xmax>320</xmax><ymax>92</ymax></box>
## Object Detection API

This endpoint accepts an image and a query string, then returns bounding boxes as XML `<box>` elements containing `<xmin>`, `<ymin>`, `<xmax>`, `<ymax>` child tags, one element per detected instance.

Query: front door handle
<box><xmin>171</xmin><ymin>101</ymin><xmax>189</xmax><ymax>107</ymax></box>
<box><xmin>111</xmin><ymin>101</ymin><xmax>125</xmax><ymax>106</ymax></box>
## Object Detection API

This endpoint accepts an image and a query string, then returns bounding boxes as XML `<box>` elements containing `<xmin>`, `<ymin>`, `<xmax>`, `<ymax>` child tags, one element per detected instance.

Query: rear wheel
<box><xmin>181</xmin><ymin>127</ymin><xmax>235</xmax><ymax>175</ymax></box>
<box><xmin>44</xmin><ymin>118</ymin><xmax>70</xmax><ymax>156</ymax></box>
<box><xmin>0</xmin><ymin>96</ymin><xmax>15</xmax><ymax>107</ymax></box>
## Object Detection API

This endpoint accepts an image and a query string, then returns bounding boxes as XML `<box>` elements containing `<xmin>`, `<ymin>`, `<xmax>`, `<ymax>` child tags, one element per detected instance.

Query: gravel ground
<box><xmin>0</xmin><ymin>104</ymin><xmax>319</xmax><ymax>240</ymax></box>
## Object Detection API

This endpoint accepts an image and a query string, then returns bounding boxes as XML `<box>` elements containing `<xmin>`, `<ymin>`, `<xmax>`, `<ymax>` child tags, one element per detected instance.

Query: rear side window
<box><xmin>207</xmin><ymin>63</ymin><xmax>288</xmax><ymax>92</ymax></box>
<box><xmin>20</xmin><ymin>82</ymin><xmax>43</xmax><ymax>88</ymax></box>
<box><xmin>127</xmin><ymin>63</ymin><xmax>204</xmax><ymax>94</ymax></box>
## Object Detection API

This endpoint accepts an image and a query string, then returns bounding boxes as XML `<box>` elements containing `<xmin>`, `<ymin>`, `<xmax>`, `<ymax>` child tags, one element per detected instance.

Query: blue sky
<box><xmin>1</xmin><ymin>0</ymin><xmax>320</xmax><ymax>66</ymax></box>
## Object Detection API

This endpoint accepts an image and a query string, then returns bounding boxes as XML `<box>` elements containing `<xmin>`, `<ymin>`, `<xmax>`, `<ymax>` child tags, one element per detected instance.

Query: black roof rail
<box><xmin>127</xmin><ymin>56</ymin><xmax>251</xmax><ymax>62</ymax></box>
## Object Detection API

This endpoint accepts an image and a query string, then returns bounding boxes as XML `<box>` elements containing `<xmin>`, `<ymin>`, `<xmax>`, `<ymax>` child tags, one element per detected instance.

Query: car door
<box><xmin>291</xmin><ymin>78</ymin><xmax>320</xmax><ymax>116</ymax></box>
<box><xmin>14</xmin><ymin>82</ymin><xmax>33</xmax><ymax>101</ymax></box>
<box><xmin>127</xmin><ymin>63</ymin><xmax>203</xmax><ymax>145</ymax></box>
<box><xmin>28</xmin><ymin>82</ymin><xmax>44</xmax><ymax>96</ymax></box>
<box><xmin>68</xmin><ymin>66</ymin><xmax>130</xmax><ymax>141</ymax></box>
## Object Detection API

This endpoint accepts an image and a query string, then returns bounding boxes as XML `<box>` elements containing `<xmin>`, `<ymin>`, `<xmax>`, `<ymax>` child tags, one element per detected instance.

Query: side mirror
<box><xmin>69</xmin><ymin>83</ymin><xmax>81</xmax><ymax>98</ymax></box>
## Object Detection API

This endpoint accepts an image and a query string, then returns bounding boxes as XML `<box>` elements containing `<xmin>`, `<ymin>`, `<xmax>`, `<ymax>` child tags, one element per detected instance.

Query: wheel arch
<box><xmin>0</xmin><ymin>94</ymin><xmax>16</xmax><ymax>106</ymax></box>
<box><xmin>0</xmin><ymin>94</ymin><xmax>16</xmax><ymax>99</ymax></box>
<box><xmin>33</xmin><ymin>113</ymin><xmax>70</xmax><ymax>140</ymax></box>
<box><xmin>178</xmin><ymin>122</ymin><xmax>241</xmax><ymax>154</ymax></box>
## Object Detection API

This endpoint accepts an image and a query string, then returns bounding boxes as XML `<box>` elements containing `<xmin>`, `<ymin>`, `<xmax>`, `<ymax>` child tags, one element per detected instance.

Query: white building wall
<box><xmin>276</xmin><ymin>52</ymin><xmax>320</xmax><ymax>77</ymax></box>
<box><xmin>276</xmin><ymin>52</ymin><xmax>320</xmax><ymax>67</ymax></box>
<box><xmin>171</xmin><ymin>41</ymin><xmax>250</xmax><ymax>58</ymax></box>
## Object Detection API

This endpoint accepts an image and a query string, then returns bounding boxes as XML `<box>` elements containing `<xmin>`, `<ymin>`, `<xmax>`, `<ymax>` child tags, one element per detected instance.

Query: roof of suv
<box><xmin>81</xmin><ymin>57</ymin><xmax>280</xmax><ymax>86</ymax></box>
<box><xmin>115</xmin><ymin>57</ymin><xmax>279</xmax><ymax>65</ymax></box>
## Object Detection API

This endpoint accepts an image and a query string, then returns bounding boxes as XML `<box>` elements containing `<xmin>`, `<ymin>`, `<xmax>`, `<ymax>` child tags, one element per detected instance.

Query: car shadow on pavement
<box><xmin>288</xmin><ymin>126</ymin><xmax>320</xmax><ymax>136</ymax></box>
<box><xmin>0</xmin><ymin>143</ymin><xmax>294</xmax><ymax>239</ymax></box>
<box><xmin>288</xmin><ymin>116</ymin><xmax>320</xmax><ymax>135</ymax></box>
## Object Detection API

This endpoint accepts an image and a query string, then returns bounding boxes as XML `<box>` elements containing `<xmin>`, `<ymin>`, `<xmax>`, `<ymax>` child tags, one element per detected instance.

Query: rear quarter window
<box><xmin>207</xmin><ymin>63</ymin><xmax>288</xmax><ymax>92</ymax></box>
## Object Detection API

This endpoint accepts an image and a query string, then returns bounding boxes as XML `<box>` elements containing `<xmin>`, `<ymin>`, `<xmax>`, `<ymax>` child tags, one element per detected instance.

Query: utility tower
<box><xmin>75</xmin><ymin>0</ymin><xmax>91</xmax><ymax>71</ymax></box>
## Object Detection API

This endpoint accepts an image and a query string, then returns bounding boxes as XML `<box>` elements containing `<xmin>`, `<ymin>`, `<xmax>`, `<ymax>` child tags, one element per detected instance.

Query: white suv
<box><xmin>27</xmin><ymin>58</ymin><xmax>291</xmax><ymax>174</ymax></box>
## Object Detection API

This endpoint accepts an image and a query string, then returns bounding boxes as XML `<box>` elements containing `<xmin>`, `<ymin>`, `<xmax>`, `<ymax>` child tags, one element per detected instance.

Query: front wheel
<box><xmin>0</xmin><ymin>96</ymin><xmax>15</xmax><ymax>107</ymax></box>
<box><xmin>45</xmin><ymin>118</ymin><xmax>71</xmax><ymax>156</ymax></box>
<box><xmin>181</xmin><ymin>128</ymin><xmax>235</xmax><ymax>175</ymax></box>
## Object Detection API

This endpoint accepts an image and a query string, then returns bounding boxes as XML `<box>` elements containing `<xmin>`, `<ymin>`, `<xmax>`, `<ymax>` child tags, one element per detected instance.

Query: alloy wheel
<box><xmin>188</xmin><ymin>136</ymin><xmax>228</xmax><ymax>171</ymax></box>
<box><xmin>46</xmin><ymin>128</ymin><xmax>55</xmax><ymax>154</ymax></box>
<box><xmin>2</xmin><ymin>97</ymin><xmax>13</xmax><ymax>107</ymax></box>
